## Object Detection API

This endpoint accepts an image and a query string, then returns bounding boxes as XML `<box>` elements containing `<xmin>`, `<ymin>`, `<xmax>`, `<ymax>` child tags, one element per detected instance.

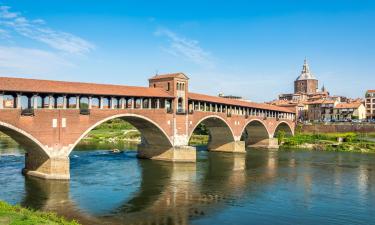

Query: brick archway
<box><xmin>241</xmin><ymin>119</ymin><xmax>271</xmax><ymax>147</ymax></box>
<box><xmin>273</xmin><ymin>121</ymin><xmax>294</xmax><ymax>137</ymax></box>
<box><xmin>188</xmin><ymin>115</ymin><xmax>244</xmax><ymax>152</ymax></box>
<box><xmin>188</xmin><ymin>115</ymin><xmax>235</xmax><ymax>142</ymax></box>
<box><xmin>0</xmin><ymin>121</ymin><xmax>48</xmax><ymax>156</ymax></box>
<box><xmin>68</xmin><ymin>113</ymin><xmax>173</xmax><ymax>156</ymax></box>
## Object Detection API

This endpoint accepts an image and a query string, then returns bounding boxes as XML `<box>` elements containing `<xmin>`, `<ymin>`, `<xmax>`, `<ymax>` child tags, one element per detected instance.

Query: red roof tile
<box><xmin>335</xmin><ymin>102</ymin><xmax>363</xmax><ymax>109</ymax></box>
<box><xmin>0</xmin><ymin>77</ymin><xmax>174</xmax><ymax>98</ymax></box>
<box><xmin>189</xmin><ymin>92</ymin><xmax>295</xmax><ymax>113</ymax></box>
<box><xmin>367</xmin><ymin>90</ymin><xmax>375</xmax><ymax>93</ymax></box>
<box><xmin>149</xmin><ymin>73</ymin><xmax>189</xmax><ymax>80</ymax></box>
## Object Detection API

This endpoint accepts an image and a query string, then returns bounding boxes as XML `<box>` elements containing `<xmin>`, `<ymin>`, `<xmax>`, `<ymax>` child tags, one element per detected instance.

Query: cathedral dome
<box><xmin>296</xmin><ymin>59</ymin><xmax>317</xmax><ymax>81</ymax></box>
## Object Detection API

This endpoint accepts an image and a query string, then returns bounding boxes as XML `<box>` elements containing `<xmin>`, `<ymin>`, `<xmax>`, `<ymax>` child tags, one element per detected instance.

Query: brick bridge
<box><xmin>0</xmin><ymin>73</ymin><xmax>295</xmax><ymax>179</ymax></box>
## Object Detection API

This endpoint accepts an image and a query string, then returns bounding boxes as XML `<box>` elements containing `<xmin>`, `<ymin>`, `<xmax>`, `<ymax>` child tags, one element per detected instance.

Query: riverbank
<box><xmin>280</xmin><ymin>132</ymin><xmax>375</xmax><ymax>153</ymax></box>
<box><xmin>0</xmin><ymin>201</ymin><xmax>79</xmax><ymax>225</ymax></box>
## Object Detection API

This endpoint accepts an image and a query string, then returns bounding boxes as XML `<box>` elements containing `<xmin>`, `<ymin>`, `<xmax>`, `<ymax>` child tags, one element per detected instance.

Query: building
<box><xmin>272</xmin><ymin>59</ymin><xmax>364</xmax><ymax>122</ymax></box>
<box><xmin>218</xmin><ymin>93</ymin><xmax>243</xmax><ymax>100</ymax></box>
<box><xmin>294</xmin><ymin>59</ymin><xmax>319</xmax><ymax>94</ymax></box>
<box><xmin>333</xmin><ymin>102</ymin><xmax>366</xmax><ymax>121</ymax></box>
<box><xmin>306</xmin><ymin>99</ymin><xmax>338</xmax><ymax>121</ymax></box>
<box><xmin>365</xmin><ymin>90</ymin><xmax>375</xmax><ymax>119</ymax></box>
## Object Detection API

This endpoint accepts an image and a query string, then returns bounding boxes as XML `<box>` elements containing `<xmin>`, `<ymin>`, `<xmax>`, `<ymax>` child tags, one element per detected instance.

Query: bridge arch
<box><xmin>0</xmin><ymin>121</ymin><xmax>49</xmax><ymax>157</ymax></box>
<box><xmin>273</xmin><ymin>121</ymin><xmax>294</xmax><ymax>137</ymax></box>
<box><xmin>241</xmin><ymin>119</ymin><xmax>271</xmax><ymax>147</ymax></box>
<box><xmin>189</xmin><ymin>115</ymin><xmax>235</xmax><ymax>150</ymax></box>
<box><xmin>68</xmin><ymin>114</ymin><xmax>173</xmax><ymax>156</ymax></box>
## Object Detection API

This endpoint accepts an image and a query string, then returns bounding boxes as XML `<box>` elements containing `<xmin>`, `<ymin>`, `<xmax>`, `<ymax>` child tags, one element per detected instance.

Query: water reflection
<box><xmin>1</xmin><ymin>145</ymin><xmax>375</xmax><ymax>225</ymax></box>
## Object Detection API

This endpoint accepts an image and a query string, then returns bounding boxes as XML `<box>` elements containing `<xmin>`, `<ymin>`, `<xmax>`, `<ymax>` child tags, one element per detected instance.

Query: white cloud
<box><xmin>0</xmin><ymin>5</ymin><xmax>94</xmax><ymax>55</ymax></box>
<box><xmin>0</xmin><ymin>46</ymin><xmax>74</xmax><ymax>75</ymax></box>
<box><xmin>0</xmin><ymin>28</ymin><xmax>10</xmax><ymax>39</ymax></box>
<box><xmin>155</xmin><ymin>27</ymin><xmax>214</xmax><ymax>68</ymax></box>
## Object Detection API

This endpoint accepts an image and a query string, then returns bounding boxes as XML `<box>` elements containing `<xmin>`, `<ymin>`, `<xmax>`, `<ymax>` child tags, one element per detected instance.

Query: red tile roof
<box><xmin>189</xmin><ymin>92</ymin><xmax>295</xmax><ymax>113</ymax></box>
<box><xmin>149</xmin><ymin>73</ymin><xmax>189</xmax><ymax>80</ymax></box>
<box><xmin>335</xmin><ymin>102</ymin><xmax>363</xmax><ymax>109</ymax></box>
<box><xmin>0</xmin><ymin>77</ymin><xmax>174</xmax><ymax>98</ymax></box>
<box><xmin>367</xmin><ymin>90</ymin><xmax>375</xmax><ymax>93</ymax></box>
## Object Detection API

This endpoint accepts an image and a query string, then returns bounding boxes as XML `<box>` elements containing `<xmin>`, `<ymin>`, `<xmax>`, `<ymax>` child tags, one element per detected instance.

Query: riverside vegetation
<box><xmin>0</xmin><ymin>201</ymin><xmax>79</xmax><ymax>225</ymax></box>
<box><xmin>277</xmin><ymin>129</ymin><xmax>375</xmax><ymax>153</ymax></box>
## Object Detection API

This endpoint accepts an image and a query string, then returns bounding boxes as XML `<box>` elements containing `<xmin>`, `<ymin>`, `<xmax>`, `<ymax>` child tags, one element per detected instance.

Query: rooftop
<box><xmin>149</xmin><ymin>72</ymin><xmax>189</xmax><ymax>80</ymax></box>
<box><xmin>335</xmin><ymin>102</ymin><xmax>363</xmax><ymax>109</ymax></box>
<box><xmin>0</xmin><ymin>77</ymin><xmax>174</xmax><ymax>98</ymax></box>
<box><xmin>189</xmin><ymin>92</ymin><xmax>295</xmax><ymax>113</ymax></box>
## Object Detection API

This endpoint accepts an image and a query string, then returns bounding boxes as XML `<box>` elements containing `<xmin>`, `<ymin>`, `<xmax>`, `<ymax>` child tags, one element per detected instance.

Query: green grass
<box><xmin>189</xmin><ymin>134</ymin><xmax>209</xmax><ymax>146</ymax></box>
<box><xmin>281</xmin><ymin>132</ymin><xmax>375</xmax><ymax>153</ymax></box>
<box><xmin>0</xmin><ymin>201</ymin><xmax>80</xmax><ymax>225</ymax></box>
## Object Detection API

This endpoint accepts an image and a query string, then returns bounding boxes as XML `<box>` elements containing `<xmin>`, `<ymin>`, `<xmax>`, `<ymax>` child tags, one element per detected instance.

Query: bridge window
<box><xmin>68</xmin><ymin>96</ymin><xmax>77</xmax><ymax>108</ymax></box>
<box><xmin>135</xmin><ymin>99</ymin><xmax>142</xmax><ymax>109</ymax></box>
<box><xmin>165</xmin><ymin>99</ymin><xmax>172</xmax><ymax>112</ymax></box>
<box><xmin>126</xmin><ymin>98</ymin><xmax>133</xmax><ymax>108</ymax></box>
<box><xmin>55</xmin><ymin>96</ymin><xmax>64</xmax><ymax>108</ymax></box>
<box><xmin>19</xmin><ymin>95</ymin><xmax>29</xmax><ymax>109</ymax></box>
<box><xmin>2</xmin><ymin>94</ymin><xmax>15</xmax><ymax>108</ymax></box>
<box><xmin>31</xmin><ymin>95</ymin><xmax>43</xmax><ymax>108</ymax></box>
<box><xmin>80</xmin><ymin>97</ymin><xmax>89</xmax><ymax>109</ymax></box>
<box><xmin>110</xmin><ymin>98</ymin><xmax>119</xmax><ymax>109</ymax></box>
<box><xmin>91</xmin><ymin>97</ymin><xmax>99</xmax><ymax>109</ymax></box>
<box><xmin>177</xmin><ymin>97</ymin><xmax>184</xmax><ymax>112</ymax></box>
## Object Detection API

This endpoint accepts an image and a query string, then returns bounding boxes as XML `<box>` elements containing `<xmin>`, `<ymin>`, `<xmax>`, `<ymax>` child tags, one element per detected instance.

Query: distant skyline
<box><xmin>0</xmin><ymin>0</ymin><xmax>374</xmax><ymax>102</ymax></box>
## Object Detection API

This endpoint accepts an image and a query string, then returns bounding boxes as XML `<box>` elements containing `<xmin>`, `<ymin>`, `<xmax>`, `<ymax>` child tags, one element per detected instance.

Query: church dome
<box><xmin>296</xmin><ymin>59</ymin><xmax>317</xmax><ymax>81</ymax></box>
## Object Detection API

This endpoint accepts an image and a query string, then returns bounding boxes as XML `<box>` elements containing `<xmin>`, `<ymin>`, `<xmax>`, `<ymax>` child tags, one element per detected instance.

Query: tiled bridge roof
<box><xmin>0</xmin><ymin>77</ymin><xmax>173</xmax><ymax>98</ymax></box>
<box><xmin>189</xmin><ymin>93</ymin><xmax>294</xmax><ymax>113</ymax></box>
<box><xmin>0</xmin><ymin>76</ymin><xmax>294</xmax><ymax>113</ymax></box>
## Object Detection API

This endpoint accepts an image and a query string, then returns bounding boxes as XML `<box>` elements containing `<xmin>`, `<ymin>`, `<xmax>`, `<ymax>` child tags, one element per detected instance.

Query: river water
<box><xmin>1</xmin><ymin>137</ymin><xmax>375</xmax><ymax>225</ymax></box>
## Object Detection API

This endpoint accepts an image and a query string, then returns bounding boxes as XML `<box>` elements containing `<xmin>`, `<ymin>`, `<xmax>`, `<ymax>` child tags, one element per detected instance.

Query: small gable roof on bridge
<box><xmin>149</xmin><ymin>73</ymin><xmax>189</xmax><ymax>80</ymax></box>
<box><xmin>0</xmin><ymin>77</ymin><xmax>174</xmax><ymax>98</ymax></box>
<box><xmin>189</xmin><ymin>92</ymin><xmax>295</xmax><ymax>113</ymax></box>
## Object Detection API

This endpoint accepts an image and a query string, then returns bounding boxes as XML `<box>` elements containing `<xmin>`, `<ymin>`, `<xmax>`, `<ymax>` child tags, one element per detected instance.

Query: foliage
<box><xmin>193</xmin><ymin>123</ymin><xmax>209</xmax><ymax>135</ymax></box>
<box><xmin>0</xmin><ymin>201</ymin><xmax>80</xmax><ymax>225</ymax></box>
<box><xmin>282</xmin><ymin>132</ymin><xmax>375</xmax><ymax>153</ymax></box>
<box><xmin>276</xmin><ymin>130</ymin><xmax>285</xmax><ymax>145</ymax></box>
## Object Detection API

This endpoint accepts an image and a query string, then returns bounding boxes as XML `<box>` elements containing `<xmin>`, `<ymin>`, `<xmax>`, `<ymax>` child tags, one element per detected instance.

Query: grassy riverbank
<box><xmin>0</xmin><ymin>201</ymin><xmax>79</xmax><ymax>225</ymax></box>
<box><xmin>279</xmin><ymin>132</ymin><xmax>375</xmax><ymax>153</ymax></box>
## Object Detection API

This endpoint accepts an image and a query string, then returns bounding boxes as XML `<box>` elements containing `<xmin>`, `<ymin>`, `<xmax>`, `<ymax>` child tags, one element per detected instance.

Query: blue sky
<box><xmin>0</xmin><ymin>0</ymin><xmax>374</xmax><ymax>102</ymax></box>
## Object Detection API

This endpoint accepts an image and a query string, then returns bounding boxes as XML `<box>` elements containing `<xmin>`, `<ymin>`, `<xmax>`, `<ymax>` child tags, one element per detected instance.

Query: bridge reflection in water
<box><xmin>16</xmin><ymin>150</ymin><xmax>281</xmax><ymax>225</ymax></box>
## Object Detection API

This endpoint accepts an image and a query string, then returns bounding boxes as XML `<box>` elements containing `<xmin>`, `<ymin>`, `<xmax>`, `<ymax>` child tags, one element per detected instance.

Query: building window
<box><xmin>167</xmin><ymin>82</ymin><xmax>170</xmax><ymax>91</ymax></box>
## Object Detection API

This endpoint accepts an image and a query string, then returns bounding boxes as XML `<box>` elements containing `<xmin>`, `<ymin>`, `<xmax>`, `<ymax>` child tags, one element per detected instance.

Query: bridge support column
<box><xmin>208</xmin><ymin>141</ymin><xmax>246</xmax><ymax>153</ymax></box>
<box><xmin>23</xmin><ymin>151</ymin><xmax>70</xmax><ymax>180</ymax></box>
<box><xmin>0</xmin><ymin>93</ymin><xmax>3</xmax><ymax>109</ymax></box>
<box><xmin>137</xmin><ymin>144</ymin><xmax>196</xmax><ymax>162</ymax></box>
<box><xmin>248</xmin><ymin>138</ymin><xmax>279</xmax><ymax>149</ymax></box>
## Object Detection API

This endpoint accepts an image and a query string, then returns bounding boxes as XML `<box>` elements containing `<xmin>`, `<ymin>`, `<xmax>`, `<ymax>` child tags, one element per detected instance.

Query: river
<box><xmin>1</xmin><ymin>137</ymin><xmax>375</xmax><ymax>225</ymax></box>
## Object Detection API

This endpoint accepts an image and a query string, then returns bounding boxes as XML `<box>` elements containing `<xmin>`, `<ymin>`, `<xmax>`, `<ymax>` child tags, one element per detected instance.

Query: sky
<box><xmin>0</xmin><ymin>0</ymin><xmax>374</xmax><ymax>102</ymax></box>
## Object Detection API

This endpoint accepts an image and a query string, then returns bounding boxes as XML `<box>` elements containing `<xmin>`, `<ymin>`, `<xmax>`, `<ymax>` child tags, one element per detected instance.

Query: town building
<box><xmin>365</xmin><ymin>90</ymin><xmax>375</xmax><ymax>119</ymax></box>
<box><xmin>270</xmin><ymin>59</ymin><xmax>365</xmax><ymax>122</ymax></box>
<box><xmin>333</xmin><ymin>102</ymin><xmax>366</xmax><ymax>121</ymax></box>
